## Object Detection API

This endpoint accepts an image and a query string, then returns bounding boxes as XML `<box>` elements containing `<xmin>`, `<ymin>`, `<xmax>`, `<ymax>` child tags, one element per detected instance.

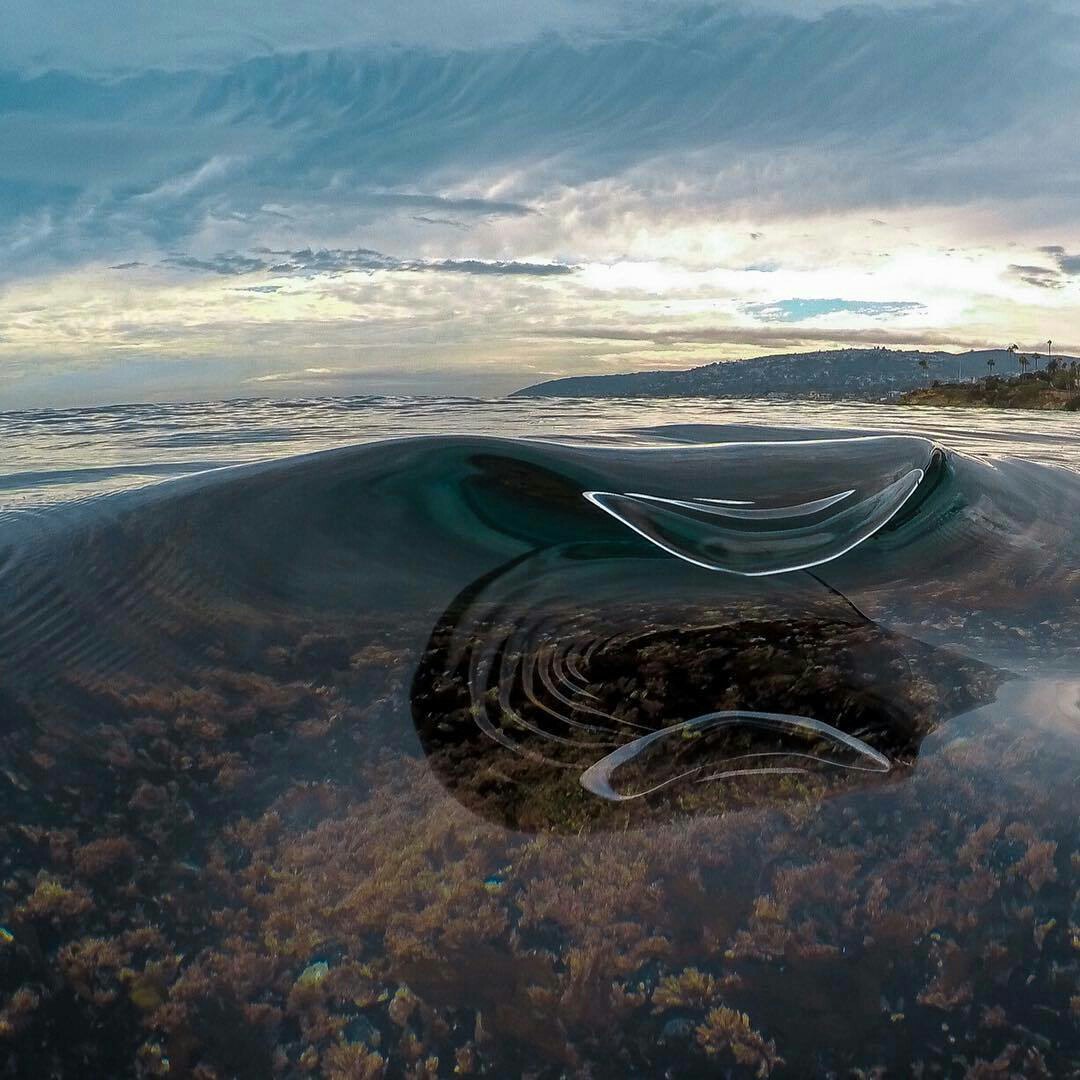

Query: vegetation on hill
<box><xmin>901</xmin><ymin>359</ymin><xmax>1080</xmax><ymax>411</ymax></box>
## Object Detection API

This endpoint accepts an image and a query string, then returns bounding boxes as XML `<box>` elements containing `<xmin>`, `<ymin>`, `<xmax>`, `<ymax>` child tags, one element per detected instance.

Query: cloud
<box><xmin>146</xmin><ymin>247</ymin><xmax>577</xmax><ymax>278</ymax></box>
<box><xmin>1008</xmin><ymin>264</ymin><xmax>1065</xmax><ymax>290</ymax></box>
<box><xmin>365</xmin><ymin>194</ymin><xmax>536</xmax><ymax>218</ymax></box>
<box><xmin>423</xmin><ymin>258</ymin><xmax>574</xmax><ymax>277</ymax></box>
<box><xmin>1012</xmin><ymin>247</ymin><xmax>1080</xmax><ymax>288</ymax></box>
<box><xmin>4</xmin><ymin>0</ymin><xmax>1080</xmax><ymax>407</ymax></box>
<box><xmin>4</xmin><ymin>0</ymin><xmax>1079</xmax><ymax>275</ymax></box>
<box><xmin>7</xmin><ymin>2</ymin><xmax>1039</xmax><ymax>79</ymax></box>
<box><xmin>163</xmin><ymin>253</ymin><xmax>271</xmax><ymax>275</ymax></box>
<box><xmin>741</xmin><ymin>298</ymin><xmax>927</xmax><ymax>322</ymax></box>
<box><xmin>1</xmin><ymin>1</ymin><xmax>641</xmax><ymax>74</ymax></box>
<box><xmin>247</xmin><ymin>367</ymin><xmax>342</xmax><ymax>384</ymax></box>
<box><xmin>535</xmin><ymin>324</ymin><xmax>988</xmax><ymax>351</ymax></box>
<box><xmin>412</xmin><ymin>216</ymin><xmax>471</xmax><ymax>230</ymax></box>
<box><xmin>0</xmin><ymin>3</ymin><xmax>932</xmax><ymax>76</ymax></box>
<box><xmin>1039</xmin><ymin>246</ymin><xmax>1080</xmax><ymax>276</ymax></box>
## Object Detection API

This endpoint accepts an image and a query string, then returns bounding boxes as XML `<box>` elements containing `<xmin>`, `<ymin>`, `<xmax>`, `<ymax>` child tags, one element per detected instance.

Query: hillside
<box><xmin>902</xmin><ymin>369</ymin><xmax>1080</xmax><ymax>411</ymax></box>
<box><xmin>511</xmin><ymin>348</ymin><xmax>1075</xmax><ymax>400</ymax></box>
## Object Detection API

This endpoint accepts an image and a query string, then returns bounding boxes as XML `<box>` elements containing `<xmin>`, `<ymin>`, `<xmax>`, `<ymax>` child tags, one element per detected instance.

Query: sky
<box><xmin>1</xmin><ymin>0</ymin><xmax>1079</xmax><ymax>407</ymax></box>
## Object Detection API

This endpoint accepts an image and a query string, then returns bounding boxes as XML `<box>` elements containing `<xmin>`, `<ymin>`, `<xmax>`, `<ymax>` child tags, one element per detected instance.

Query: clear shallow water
<box><xmin>0</xmin><ymin>397</ymin><xmax>1078</xmax><ymax>1078</ymax></box>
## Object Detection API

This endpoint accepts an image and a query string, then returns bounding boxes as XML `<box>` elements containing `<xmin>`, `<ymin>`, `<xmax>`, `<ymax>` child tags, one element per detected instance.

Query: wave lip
<box><xmin>580</xmin><ymin>709</ymin><xmax>892</xmax><ymax>802</ymax></box>
<box><xmin>584</xmin><ymin>441</ymin><xmax>936</xmax><ymax>575</ymax></box>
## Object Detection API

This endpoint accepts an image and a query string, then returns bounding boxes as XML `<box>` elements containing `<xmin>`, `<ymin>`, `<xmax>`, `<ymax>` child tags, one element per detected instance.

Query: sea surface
<box><xmin>0</xmin><ymin>396</ymin><xmax>1078</xmax><ymax>1078</ymax></box>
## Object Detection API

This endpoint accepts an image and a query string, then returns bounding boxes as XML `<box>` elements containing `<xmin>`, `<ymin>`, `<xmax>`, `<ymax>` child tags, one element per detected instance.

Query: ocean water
<box><xmin>0</xmin><ymin>396</ymin><xmax>1078</xmax><ymax>1077</ymax></box>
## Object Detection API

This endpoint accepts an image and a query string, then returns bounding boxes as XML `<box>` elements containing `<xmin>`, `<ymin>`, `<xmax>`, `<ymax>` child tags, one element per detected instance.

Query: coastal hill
<box><xmin>902</xmin><ymin>368</ymin><xmax>1080</xmax><ymax>411</ymax></box>
<box><xmin>512</xmin><ymin>347</ymin><xmax>1076</xmax><ymax>400</ymax></box>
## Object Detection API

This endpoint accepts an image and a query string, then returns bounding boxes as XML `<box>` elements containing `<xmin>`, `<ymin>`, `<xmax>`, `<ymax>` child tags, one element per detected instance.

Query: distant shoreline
<box><xmin>512</xmin><ymin>347</ymin><xmax>1080</xmax><ymax>401</ymax></box>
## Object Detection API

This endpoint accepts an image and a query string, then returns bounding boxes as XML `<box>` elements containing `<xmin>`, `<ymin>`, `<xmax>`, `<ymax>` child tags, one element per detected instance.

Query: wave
<box><xmin>0</xmin><ymin>429</ymin><xmax>1077</xmax><ymax>828</ymax></box>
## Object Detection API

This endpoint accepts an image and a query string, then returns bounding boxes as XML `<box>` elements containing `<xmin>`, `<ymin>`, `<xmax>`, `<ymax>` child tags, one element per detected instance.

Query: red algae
<box><xmin>696</xmin><ymin>1006</ymin><xmax>783</xmax><ymax>1076</ymax></box>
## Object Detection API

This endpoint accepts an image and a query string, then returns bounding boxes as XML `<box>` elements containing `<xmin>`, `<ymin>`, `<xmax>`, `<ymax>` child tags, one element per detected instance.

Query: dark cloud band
<box><xmin>147</xmin><ymin>248</ymin><xmax>576</xmax><ymax>278</ymax></box>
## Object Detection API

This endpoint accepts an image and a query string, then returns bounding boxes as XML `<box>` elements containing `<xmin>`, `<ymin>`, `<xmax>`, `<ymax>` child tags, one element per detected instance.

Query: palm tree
<box><xmin>917</xmin><ymin>357</ymin><xmax>930</xmax><ymax>383</ymax></box>
<box><xmin>986</xmin><ymin>355</ymin><xmax>996</xmax><ymax>378</ymax></box>
<box><xmin>1005</xmin><ymin>344</ymin><xmax>1018</xmax><ymax>379</ymax></box>
<box><xmin>1019</xmin><ymin>354</ymin><xmax>1030</xmax><ymax>376</ymax></box>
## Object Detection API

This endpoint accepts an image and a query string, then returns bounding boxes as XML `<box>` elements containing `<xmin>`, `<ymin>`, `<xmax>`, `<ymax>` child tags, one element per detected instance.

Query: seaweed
<box><xmin>0</xmin><ymin>554</ymin><xmax>1077</xmax><ymax>1076</ymax></box>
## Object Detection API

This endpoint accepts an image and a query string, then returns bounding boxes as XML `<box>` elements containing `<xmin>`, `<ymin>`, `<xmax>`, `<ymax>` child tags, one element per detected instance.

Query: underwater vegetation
<box><xmin>1</xmin><ymin>660</ymin><xmax>1077</xmax><ymax>1077</ymax></box>
<box><xmin>1</xmin><ymin>432</ymin><xmax>1079</xmax><ymax>1076</ymax></box>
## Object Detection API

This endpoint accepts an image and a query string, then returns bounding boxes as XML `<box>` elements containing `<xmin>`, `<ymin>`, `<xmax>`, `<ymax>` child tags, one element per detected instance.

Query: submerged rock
<box><xmin>296</xmin><ymin>960</ymin><xmax>330</xmax><ymax>987</ymax></box>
